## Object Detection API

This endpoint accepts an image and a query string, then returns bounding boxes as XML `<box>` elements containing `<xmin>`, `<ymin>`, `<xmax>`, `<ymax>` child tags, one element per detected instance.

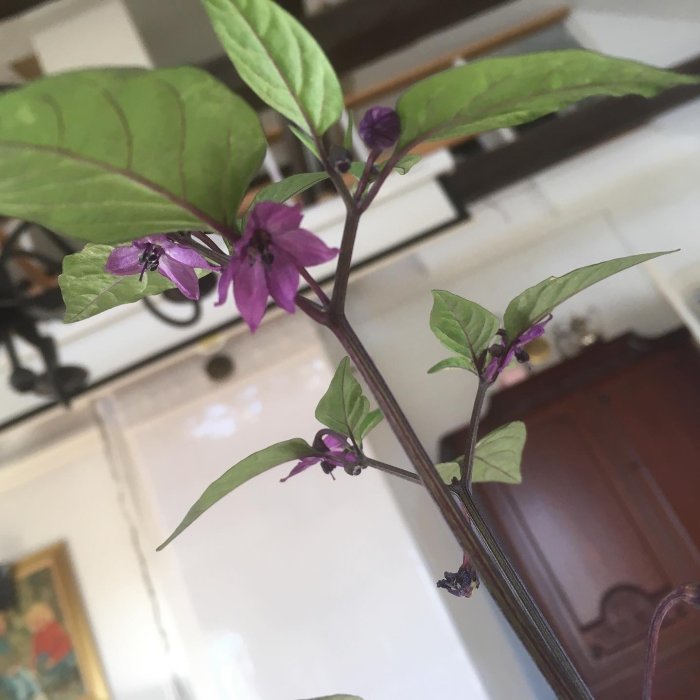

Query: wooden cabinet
<box><xmin>440</xmin><ymin>331</ymin><xmax>700</xmax><ymax>699</ymax></box>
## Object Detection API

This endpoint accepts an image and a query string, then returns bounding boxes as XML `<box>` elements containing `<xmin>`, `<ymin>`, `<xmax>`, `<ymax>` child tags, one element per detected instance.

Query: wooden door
<box><xmin>440</xmin><ymin>331</ymin><xmax>700</xmax><ymax>699</ymax></box>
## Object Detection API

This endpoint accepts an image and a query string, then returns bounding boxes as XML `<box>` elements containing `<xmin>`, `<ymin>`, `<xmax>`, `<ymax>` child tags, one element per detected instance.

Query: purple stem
<box><xmin>354</xmin><ymin>150</ymin><xmax>379</xmax><ymax>204</ymax></box>
<box><xmin>643</xmin><ymin>584</ymin><xmax>700</xmax><ymax>700</ymax></box>
<box><xmin>298</xmin><ymin>266</ymin><xmax>330</xmax><ymax>306</ymax></box>
<box><xmin>462</xmin><ymin>378</ymin><xmax>488</xmax><ymax>492</ymax></box>
<box><xmin>299</xmin><ymin>139</ymin><xmax>593</xmax><ymax>699</ymax></box>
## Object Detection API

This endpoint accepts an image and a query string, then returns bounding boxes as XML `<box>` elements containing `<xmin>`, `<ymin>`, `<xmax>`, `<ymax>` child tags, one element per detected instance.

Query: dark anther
<box><xmin>329</xmin><ymin>144</ymin><xmax>352</xmax><ymax>174</ymax></box>
<box><xmin>514</xmin><ymin>347</ymin><xmax>530</xmax><ymax>363</ymax></box>
<box><xmin>138</xmin><ymin>243</ymin><xmax>163</xmax><ymax>280</ymax></box>
<box><xmin>437</xmin><ymin>564</ymin><xmax>480</xmax><ymax>598</ymax></box>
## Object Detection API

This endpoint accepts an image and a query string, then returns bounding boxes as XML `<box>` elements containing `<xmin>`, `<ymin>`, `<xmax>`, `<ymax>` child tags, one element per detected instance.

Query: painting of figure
<box><xmin>0</xmin><ymin>544</ymin><xmax>109</xmax><ymax>700</ymax></box>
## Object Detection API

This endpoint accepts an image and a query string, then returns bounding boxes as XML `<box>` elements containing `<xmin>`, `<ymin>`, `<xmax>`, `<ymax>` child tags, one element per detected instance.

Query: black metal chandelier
<box><xmin>0</xmin><ymin>219</ymin><xmax>220</xmax><ymax>404</ymax></box>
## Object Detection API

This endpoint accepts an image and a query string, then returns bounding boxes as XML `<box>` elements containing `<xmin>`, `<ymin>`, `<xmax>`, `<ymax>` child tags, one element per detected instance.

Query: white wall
<box><xmin>106</xmin><ymin>315</ymin><xmax>491</xmax><ymax>700</ymax></box>
<box><xmin>0</xmin><ymin>429</ymin><xmax>182</xmax><ymax>700</ymax></box>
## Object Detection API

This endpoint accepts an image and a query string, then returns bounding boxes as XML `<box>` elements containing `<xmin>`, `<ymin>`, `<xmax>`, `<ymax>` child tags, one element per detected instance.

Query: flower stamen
<box><xmin>138</xmin><ymin>243</ymin><xmax>164</xmax><ymax>280</ymax></box>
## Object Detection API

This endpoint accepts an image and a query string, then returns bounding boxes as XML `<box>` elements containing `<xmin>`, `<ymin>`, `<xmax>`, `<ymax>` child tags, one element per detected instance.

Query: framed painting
<box><xmin>0</xmin><ymin>543</ymin><xmax>109</xmax><ymax>700</ymax></box>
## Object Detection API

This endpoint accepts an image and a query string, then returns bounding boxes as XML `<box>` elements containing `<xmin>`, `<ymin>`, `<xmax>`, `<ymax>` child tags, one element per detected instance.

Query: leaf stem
<box><xmin>462</xmin><ymin>379</ymin><xmax>488</xmax><ymax>492</ymax></box>
<box><xmin>298</xmin><ymin>266</ymin><xmax>330</xmax><ymax>306</ymax></box>
<box><xmin>362</xmin><ymin>456</ymin><xmax>421</xmax><ymax>485</ymax></box>
<box><xmin>354</xmin><ymin>150</ymin><xmax>379</xmax><ymax>204</ymax></box>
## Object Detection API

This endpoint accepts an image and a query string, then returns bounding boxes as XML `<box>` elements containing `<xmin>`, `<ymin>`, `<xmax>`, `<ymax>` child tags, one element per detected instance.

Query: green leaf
<box><xmin>315</xmin><ymin>357</ymin><xmax>378</xmax><ymax>444</ymax></box>
<box><xmin>473</xmin><ymin>422</ymin><xmax>526</xmax><ymax>484</ymax></box>
<box><xmin>157</xmin><ymin>438</ymin><xmax>317</xmax><ymax>550</ymax></box>
<box><xmin>0</xmin><ymin>67</ymin><xmax>265</xmax><ymax>243</ymax></box>
<box><xmin>289</xmin><ymin>124</ymin><xmax>321</xmax><ymax>159</ymax></box>
<box><xmin>435</xmin><ymin>461</ymin><xmax>461</xmax><ymax>485</ymax></box>
<box><xmin>430</xmin><ymin>290</ymin><xmax>499</xmax><ymax>370</ymax></box>
<box><xmin>348</xmin><ymin>161</ymin><xmax>365</xmax><ymax>180</ymax></box>
<box><xmin>427</xmin><ymin>356</ymin><xmax>476</xmax><ymax>375</ymax></box>
<box><xmin>393</xmin><ymin>154</ymin><xmax>422</xmax><ymax>175</ymax></box>
<box><xmin>252</xmin><ymin>172</ymin><xmax>328</xmax><ymax>207</ymax></box>
<box><xmin>356</xmin><ymin>408</ymin><xmax>383</xmax><ymax>441</ymax></box>
<box><xmin>503</xmin><ymin>251</ymin><xmax>673</xmax><ymax>340</ymax></box>
<box><xmin>436</xmin><ymin>422</ymin><xmax>526</xmax><ymax>485</ymax></box>
<box><xmin>203</xmin><ymin>0</ymin><xmax>343</xmax><ymax>135</ymax></box>
<box><xmin>59</xmin><ymin>244</ymin><xmax>188</xmax><ymax>322</ymax></box>
<box><xmin>397</xmin><ymin>50</ymin><xmax>698</xmax><ymax>147</ymax></box>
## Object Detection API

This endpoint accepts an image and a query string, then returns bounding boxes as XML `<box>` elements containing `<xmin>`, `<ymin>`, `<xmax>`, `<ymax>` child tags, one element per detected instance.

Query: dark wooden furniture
<box><xmin>440</xmin><ymin>330</ymin><xmax>700</xmax><ymax>699</ymax></box>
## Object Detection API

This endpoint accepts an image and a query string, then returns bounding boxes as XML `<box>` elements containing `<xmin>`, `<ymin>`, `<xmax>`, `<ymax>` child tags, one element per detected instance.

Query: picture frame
<box><xmin>0</xmin><ymin>542</ymin><xmax>109</xmax><ymax>700</ymax></box>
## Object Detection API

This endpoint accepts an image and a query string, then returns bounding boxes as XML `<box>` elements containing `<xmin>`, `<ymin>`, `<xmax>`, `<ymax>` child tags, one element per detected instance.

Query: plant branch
<box><xmin>299</xmin><ymin>132</ymin><xmax>591</xmax><ymax>698</ymax></box>
<box><xmin>362</xmin><ymin>456</ymin><xmax>421</xmax><ymax>485</ymax></box>
<box><xmin>461</xmin><ymin>379</ymin><xmax>488</xmax><ymax>492</ymax></box>
<box><xmin>354</xmin><ymin>150</ymin><xmax>379</xmax><ymax>204</ymax></box>
<box><xmin>295</xmin><ymin>294</ymin><xmax>327</xmax><ymax>325</ymax></box>
<box><xmin>329</xmin><ymin>207</ymin><xmax>361</xmax><ymax>315</ymax></box>
<box><xmin>329</xmin><ymin>314</ymin><xmax>592</xmax><ymax>700</ymax></box>
<box><xmin>315</xmin><ymin>135</ymin><xmax>355</xmax><ymax>211</ymax></box>
<box><xmin>298</xmin><ymin>266</ymin><xmax>330</xmax><ymax>307</ymax></box>
<box><xmin>359</xmin><ymin>146</ymin><xmax>411</xmax><ymax>213</ymax></box>
<box><xmin>643</xmin><ymin>583</ymin><xmax>700</xmax><ymax>700</ymax></box>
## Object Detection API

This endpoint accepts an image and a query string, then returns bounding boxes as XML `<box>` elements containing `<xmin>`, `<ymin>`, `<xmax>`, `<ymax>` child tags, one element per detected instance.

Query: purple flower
<box><xmin>437</xmin><ymin>555</ymin><xmax>480</xmax><ymax>598</ymax></box>
<box><xmin>484</xmin><ymin>318</ymin><xmax>551</xmax><ymax>383</ymax></box>
<box><xmin>280</xmin><ymin>430</ymin><xmax>360</xmax><ymax>482</ymax></box>
<box><xmin>358</xmin><ymin>106</ymin><xmax>401</xmax><ymax>151</ymax></box>
<box><xmin>217</xmin><ymin>202</ymin><xmax>338</xmax><ymax>332</ymax></box>
<box><xmin>105</xmin><ymin>234</ymin><xmax>212</xmax><ymax>300</ymax></box>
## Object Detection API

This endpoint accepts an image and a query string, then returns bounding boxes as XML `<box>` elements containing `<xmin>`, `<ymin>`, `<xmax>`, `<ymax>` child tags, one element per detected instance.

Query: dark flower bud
<box><xmin>329</xmin><ymin>144</ymin><xmax>352</xmax><ymax>173</ymax></box>
<box><xmin>358</xmin><ymin>106</ymin><xmax>401</xmax><ymax>151</ymax></box>
<box><xmin>488</xmin><ymin>344</ymin><xmax>505</xmax><ymax>358</ymax></box>
<box><xmin>514</xmin><ymin>347</ymin><xmax>530</xmax><ymax>363</ymax></box>
<box><xmin>437</xmin><ymin>564</ymin><xmax>480</xmax><ymax>598</ymax></box>
<box><xmin>320</xmin><ymin>460</ymin><xmax>336</xmax><ymax>475</ymax></box>
<box><xmin>343</xmin><ymin>463</ymin><xmax>363</xmax><ymax>476</ymax></box>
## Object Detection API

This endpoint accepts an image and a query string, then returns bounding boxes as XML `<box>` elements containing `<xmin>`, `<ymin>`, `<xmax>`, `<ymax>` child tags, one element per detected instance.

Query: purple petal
<box><xmin>105</xmin><ymin>245</ymin><xmax>143</xmax><ymax>276</ymax></box>
<box><xmin>216</xmin><ymin>261</ymin><xmax>236</xmax><ymax>306</ymax></box>
<box><xmin>322</xmin><ymin>432</ymin><xmax>349</xmax><ymax>452</ymax></box>
<box><xmin>233</xmin><ymin>259</ymin><xmax>269</xmax><ymax>332</ymax></box>
<box><xmin>166</xmin><ymin>244</ymin><xmax>213</xmax><ymax>269</ymax></box>
<box><xmin>518</xmin><ymin>323</ymin><xmax>547</xmax><ymax>345</ymax></box>
<box><xmin>265</xmin><ymin>249</ymin><xmax>299</xmax><ymax>314</ymax></box>
<box><xmin>143</xmin><ymin>234</ymin><xmax>170</xmax><ymax>246</ymax></box>
<box><xmin>280</xmin><ymin>456</ymin><xmax>320</xmax><ymax>482</ymax></box>
<box><xmin>158</xmin><ymin>257</ymin><xmax>200</xmax><ymax>300</ymax></box>
<box><xmin>250</xmin><ymin>202</ymin><xmax>303</xmax><ymax>236</ymax></box>
<box><xmin>275</xmin><ymin>229</ymin><xmax>338</xmax><ymax>267</ymax></box>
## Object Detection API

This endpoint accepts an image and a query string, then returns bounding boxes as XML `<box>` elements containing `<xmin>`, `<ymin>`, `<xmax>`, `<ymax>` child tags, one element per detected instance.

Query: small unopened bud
<box><xmin>358</xmin><ymin>106</ymin><xmax>400</xmax><ymax>151</ymax></box>
<box><xmin>488</xmin><ymin>344</ymin><xmax>505</xmax><ymax>358</ymax></box>
<box><xmin>329</xmin><ymin>144</ymin><xmax>352</xmax><ymax>173</ymax></box>
<box><xmin>320</xmin><ymin>460</ymin><xmax>336</xmax><ymax>475</ymax></box>
<box><xmin>514</xmin><ymin>347</ymin><xmax>530</xmax><ymax>363</ymax></box>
